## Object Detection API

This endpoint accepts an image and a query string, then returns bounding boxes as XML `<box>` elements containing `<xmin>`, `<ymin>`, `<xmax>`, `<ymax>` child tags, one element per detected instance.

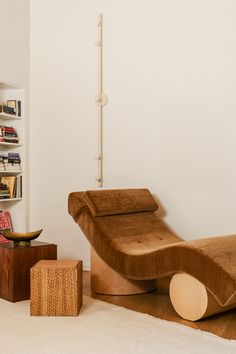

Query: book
<box><xmin>7</xmin><ymin>100</ymin><xmax>21</xmax><ymax>117</ymax></box>
<box><xmin>0</xmin><ymin>126</ymin><xmax>19</xmax><ymax>143</ymax></box>
<box><xmin>1</xmin><ymin>176</ymin><xmax>16</xmax><ymax>198</ymax></box>
<box><xmin>4</xmin><ymin>139</ymin><xmax>19</xmax><ymax>143</ymax></box>
<box><xmin>2</xmin><ymin>106</ymin><xmax>15</xmax><ymax>115</ymax></box>
<box><xmin>7</xmin><ymin>100</ymin><xmax>16</xmax><ymax>115</ymax></box>
<box><xmin>8</xmin><ymin>152</ymin><xmax>21</xmax><ymax>164</ymax></box>
<box><xmin>0</xmin><ymin>182</ymin><xmax>10</xmax><ymax>199</ymax></box>
<box><xmin>17</xmin><ymin>101</ymin><xmax>21</xmax><ymax>117</ymax></box>
<box><xmin>0</xmin><ymin>155</ymin><xmax>6</xmax><ymax>171</ymax></box>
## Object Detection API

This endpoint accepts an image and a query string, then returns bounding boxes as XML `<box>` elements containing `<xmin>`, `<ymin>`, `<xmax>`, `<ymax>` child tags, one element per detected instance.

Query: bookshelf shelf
<box><xmin>0</xmin><ymin>170</ymin><xmax>21</xmax><ymax>175</ymax></box>
<box><xmin>0</xmin><ymin>198</ymin><xmax>22</xmax><ymax>202</ymax></box>
<box><xmin>0</xmin><ymin>142</ymin><xmax>22</xmax><ymax>147</ymax></box>
<box><xmin>0</xmin><ymin>113</ymin><xmax>21</xmax><ymax>120</ymax></box>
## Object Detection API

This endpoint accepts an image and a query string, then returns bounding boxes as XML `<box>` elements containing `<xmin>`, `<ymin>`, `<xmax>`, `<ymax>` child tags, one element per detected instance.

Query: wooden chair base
<box><xmin>91</xmin><ymin>249</ymin><xmax>157</xmax><ymax>295</ymax></box>
<box><xmin>169</xmin><ymin>273</ymin><xmax>236</xmax><ymax>321</ymax></box>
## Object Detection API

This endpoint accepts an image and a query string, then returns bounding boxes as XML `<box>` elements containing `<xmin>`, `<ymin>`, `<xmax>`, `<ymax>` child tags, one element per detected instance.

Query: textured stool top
<box><xmin>32</xmin><ymin>260</ymin><xmax>82</xmax><ymax>269</ymax></box>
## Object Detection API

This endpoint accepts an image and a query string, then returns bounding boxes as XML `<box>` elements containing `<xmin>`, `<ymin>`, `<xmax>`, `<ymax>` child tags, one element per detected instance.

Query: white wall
<box><xmin>0</xmin><ymin>0</ymin><xmax>29</xmax><ymax>88</ymax></box>
<box><xmin>30</xmin><ymin>0</ymin><xmax>236</xmax><ymax>268</ymax></box>
<box><xmin>0</xmin><ymin>0</ymin><xmax>29</xmax><ymax>231</ymax></box>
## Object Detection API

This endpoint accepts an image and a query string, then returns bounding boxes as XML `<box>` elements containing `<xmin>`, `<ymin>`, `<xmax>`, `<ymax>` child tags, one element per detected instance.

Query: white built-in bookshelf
<box><xmin>0</xmin><ymin>142</ymin><xmax>22</xmax><ymax>147</ymax></box>
<box><xmin>0</xmin><ymin>82</ymin><xmax>26</xmax><ymax>231</ymax></box>
<box><xmin>0</xmin><ymin>198</ymin><xmax>22</xmax><ymax>202</ymax></box>
<box><xmin>0</xmin><ymin>113</ymin><xmax>21</xmax><ymax>120</ymax></box>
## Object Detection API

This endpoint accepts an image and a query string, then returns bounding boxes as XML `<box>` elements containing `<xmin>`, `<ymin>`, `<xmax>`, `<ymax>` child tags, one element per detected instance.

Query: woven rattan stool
<box><xmin>30</xmin><ymin>259</ymin><xmax>82</xmax><ymax>316</ymax></box>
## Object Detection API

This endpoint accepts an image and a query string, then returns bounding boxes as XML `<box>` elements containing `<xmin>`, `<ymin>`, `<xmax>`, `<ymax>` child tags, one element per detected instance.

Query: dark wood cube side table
<box><xmin>0</xmin><ymin>241</ymin><xmax>57</xmax><ymax>302</ymax></box>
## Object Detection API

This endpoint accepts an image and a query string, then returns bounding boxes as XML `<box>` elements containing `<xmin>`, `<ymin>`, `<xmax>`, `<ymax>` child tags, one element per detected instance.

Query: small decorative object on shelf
<box><xmin>0</xmin><ymin>175</ymin><xmax>22</xmax><ymax>198</ymax></box>
<box><xmin>7</xmin><ymin>100</ymin><xmax>21</xmax><ymax>117</ymax></box>
<box><xmin>3</xmin><ymin>229</ymin><xmax>43</xmax><ymax>247</ymax></box>
<box><xmin>0</xmin><ymin>210</ymin><xmax>13</xmax><ymax>243</ymax></box>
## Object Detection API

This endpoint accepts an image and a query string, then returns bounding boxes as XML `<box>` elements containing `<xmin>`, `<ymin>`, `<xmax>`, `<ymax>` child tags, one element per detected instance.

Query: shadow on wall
<box><xmin>152</xmin><ymin>193</ymin><xmax>181</xmax><ymax>238</ymax></box>
<box><xmin>152</xmin><ymin>193</ymin><xmax>166</xmax><ymax>218</ymax></box>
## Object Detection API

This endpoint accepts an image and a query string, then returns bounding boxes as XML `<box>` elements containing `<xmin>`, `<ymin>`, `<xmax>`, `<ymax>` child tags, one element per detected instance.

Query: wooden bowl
<box><xmin>3</xmin><ymin>229</ymin><xmax>43</xmax><ymax>246</ymax></box>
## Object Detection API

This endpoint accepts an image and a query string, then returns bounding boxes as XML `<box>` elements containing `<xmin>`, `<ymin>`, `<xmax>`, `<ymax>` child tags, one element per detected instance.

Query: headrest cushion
<box><xmin>82</xmin><ymin>188</ymin><xmax>158</xmax><ymax>217</ymax></box>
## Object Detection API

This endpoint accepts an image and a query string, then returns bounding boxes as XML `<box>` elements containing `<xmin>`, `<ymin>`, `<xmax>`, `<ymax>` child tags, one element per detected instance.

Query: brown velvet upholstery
<box><xmin>68</xmin><ymin>189</ymin><xmax>236</xmax><ymax>307</ymax></box>
<box><xmin>83</xmin><ymin>189</ymin><xmax>158</xmax><ymax>216</ymax></box>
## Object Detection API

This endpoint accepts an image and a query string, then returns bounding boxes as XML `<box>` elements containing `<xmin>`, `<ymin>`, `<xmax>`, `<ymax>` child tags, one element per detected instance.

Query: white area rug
<box><xmin>0</xmin><ymin>296</ymin><xmax>235</xmax><ymax>354</ymax></box>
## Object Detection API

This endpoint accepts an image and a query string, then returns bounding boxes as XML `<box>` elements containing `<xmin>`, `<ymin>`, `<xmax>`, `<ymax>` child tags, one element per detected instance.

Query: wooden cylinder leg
<box><xmin>90</xmin><ymin>249</ymin><xmax>157</xmax><ymax>295</ymax></box>
<box><xmin>169</xmin><ymin>273</ymin><xmax>236</xmax><ymax>321</ymax></box>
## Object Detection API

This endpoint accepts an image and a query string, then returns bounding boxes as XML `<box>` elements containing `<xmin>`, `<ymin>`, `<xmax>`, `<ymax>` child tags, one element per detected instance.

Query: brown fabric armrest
<box><xmin>68</xmin><ymin>192</ymin><xmax>90</xmax><ymax>222</ymax></box>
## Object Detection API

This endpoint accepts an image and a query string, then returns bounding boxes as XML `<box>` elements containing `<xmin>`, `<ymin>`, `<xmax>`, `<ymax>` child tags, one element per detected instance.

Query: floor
<box><xmin>83</xmin><ymin>271</ymin><xmax>236</xmax><ymax>340</ymax></box>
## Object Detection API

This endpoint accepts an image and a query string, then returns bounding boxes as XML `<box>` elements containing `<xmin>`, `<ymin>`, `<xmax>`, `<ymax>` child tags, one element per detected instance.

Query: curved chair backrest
<box><xmin>68</xmin><ymin>188</ymin><xmax>182</xmax><ymax>279</ymax></box>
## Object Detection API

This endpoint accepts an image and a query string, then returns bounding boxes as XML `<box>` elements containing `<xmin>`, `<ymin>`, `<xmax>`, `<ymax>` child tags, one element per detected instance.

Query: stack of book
<box><xmin>6</xmin><ymin>100</ymin><xmax>21</xmax><ymax>117</ymax></box>
<box><xmin>0</xmin><ymin>100</ymin><xmax>21</xmax><ymax>117</ymax></box>
<box><xmin>0</xmin><ymin>155</ymin><xmax>7</xmax><ymax>171</ymax></box>
<box><xmin>0</xmin><ymin>153</ymin><xmax>21</xmax><ymax>172</ymax></box>
<box><xmin>0</xmin><ymin>175</ymin><xmax>22</xmax><ymax>199</ymax></box>
<box><xmin>0</xmin><ymin>126</ymin><xmax>19</xmax><ymax>144</ymax></box>
<box><xmin>1</xmin><ymin>106</ymin><xmax>15</xmax><ymax>115</ymax></box>
<box><xmin>0</xmin><ymin>182</ymin><xmax>10</xmax><ymax>199</ymax></box>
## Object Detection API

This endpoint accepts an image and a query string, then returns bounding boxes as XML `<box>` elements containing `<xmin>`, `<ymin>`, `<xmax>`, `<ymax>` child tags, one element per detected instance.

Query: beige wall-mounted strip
<box><xmin>95</xmin><ymin>14</ymin><xmax>107</xmax><ymax>187</ymax></box>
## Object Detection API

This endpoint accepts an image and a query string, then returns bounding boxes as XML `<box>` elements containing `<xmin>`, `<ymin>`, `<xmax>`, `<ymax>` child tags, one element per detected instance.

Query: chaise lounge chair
<box><xmin>68</xmin><ymin>188</ymin><xmax>236</xmax><ymax>321</ymax></box>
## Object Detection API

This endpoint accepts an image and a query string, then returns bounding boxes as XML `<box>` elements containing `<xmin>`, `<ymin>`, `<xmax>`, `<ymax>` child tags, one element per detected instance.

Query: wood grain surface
<box><xmin>0</xmin><ymin>241</ymin><xmax>57</xmax><ymax>302</ymax></box>
<box><xmin>83</xmin><ymin>271</ymin><xmax>236</xmax><ymax>340</ymax></box>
